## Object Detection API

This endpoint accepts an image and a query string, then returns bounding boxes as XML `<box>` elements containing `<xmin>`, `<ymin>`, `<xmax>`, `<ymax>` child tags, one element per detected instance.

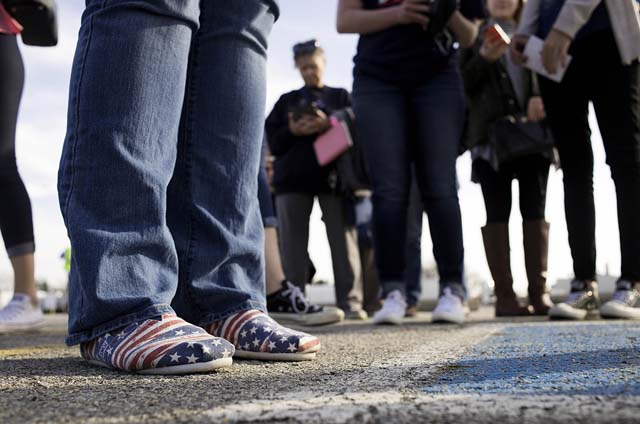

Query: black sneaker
<box><xmin>549</xmin><ymin>280</ymin><xmax>600</xmax><ymax>320</ymax></box>
<box><xmin>267</xmin><ymin>281</ymin><xmax>344</xmax><ymax>326</ymax></box>
<box><xmin>600</xmin><ymin>280</ymin><xmax>640</xmax><ymax>320</ymax></box>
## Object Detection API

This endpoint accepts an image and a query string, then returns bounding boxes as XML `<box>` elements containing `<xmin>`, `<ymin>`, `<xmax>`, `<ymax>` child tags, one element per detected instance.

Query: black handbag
<box><xmin>332</xmin><ymin>108</ymin><xmax>371</xmax><ymax>196</ymax></box>
<box><xmin>3</xmin><ymin>0</ymin><xmax>57</xmax><ymax>46</ymax></box>
<box><xmin>489</xmin><ymin>115</ymin><xmax>554</xmax><ymax>167</ymax></box>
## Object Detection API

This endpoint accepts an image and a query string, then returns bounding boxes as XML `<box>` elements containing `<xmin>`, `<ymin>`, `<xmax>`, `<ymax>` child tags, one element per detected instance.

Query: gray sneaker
<box><xmin>549</xmin><ymin>280</ymin><xmax>599</xmax><ymax>320</ymax></box>
<box><xmin>600</xmin><ymin>280</ymin><xmax>640</xmax><ymax>320</ymax></box>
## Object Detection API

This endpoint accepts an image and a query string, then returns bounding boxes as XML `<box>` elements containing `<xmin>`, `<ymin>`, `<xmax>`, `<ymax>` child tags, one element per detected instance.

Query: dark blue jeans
<box><xmin>58</xmin><ymin>0</ymin><xmax>278</xmax><ymax>346</ymax></box>
<box><xmin>352</xmin><ymin>64</ymin><xmax>466</xmax><ymax>299</ymax></box>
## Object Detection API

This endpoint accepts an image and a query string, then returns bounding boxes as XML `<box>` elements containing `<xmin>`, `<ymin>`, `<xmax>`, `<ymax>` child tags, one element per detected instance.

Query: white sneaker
<box><xmin>0</xmin><ymin>293</ymin><xmax>44</xmax><ymax>333</ymax></box>
<box><xmin>432</xmin><ymin>288</ymin><xmax>466</xmax><ymax>324</ymax></box>
<box><xmin>372</xmin><ymin>290</ymin><xmax>406</xmax><ymax>325</ymax></box>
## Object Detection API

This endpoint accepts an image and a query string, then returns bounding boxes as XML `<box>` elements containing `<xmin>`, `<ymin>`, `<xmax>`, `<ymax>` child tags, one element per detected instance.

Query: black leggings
<box><xmin>474</xmin><ymin>155</ymin><xmax>550</xmax><ymax>224</ymax></box>
<box><xmin>0</xmin><ymin>34</ymin><xmax>34</xmax><ymax>258</ymax></box>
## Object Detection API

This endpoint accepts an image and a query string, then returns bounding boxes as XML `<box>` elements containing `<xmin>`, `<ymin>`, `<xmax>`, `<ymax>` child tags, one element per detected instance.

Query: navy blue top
<box><xmin>537</xmin><ymin>0</ymin><xmax>611</xmax><ymax>40</ymax></box>
<box><xmin>353</xmin><ymin>0</ymin><xmax>486</xmax><ymax>87</ymax></box>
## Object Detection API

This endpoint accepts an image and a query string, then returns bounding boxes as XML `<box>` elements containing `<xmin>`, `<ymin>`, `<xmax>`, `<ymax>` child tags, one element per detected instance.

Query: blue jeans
<box><xmin>58</xmin><ymin>0</ymin><xmax>278</xmax><ymax>346</ymax></box>
<box><xmin>405</xmin><ymin>172</ymin><xmax>423</xmax><ymax>306</ymax></box>
<box><xmin>352</xmin><ymin>65</ymin><xmax>466</xmax><ymax>300</ymax></box>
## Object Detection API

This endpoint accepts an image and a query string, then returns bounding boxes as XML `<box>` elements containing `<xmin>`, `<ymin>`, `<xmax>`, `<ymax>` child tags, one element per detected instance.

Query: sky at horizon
<box><xmin>0</xmin><ymin>1</ymin><xmax>622</xmax><ymax>295</ymax></box>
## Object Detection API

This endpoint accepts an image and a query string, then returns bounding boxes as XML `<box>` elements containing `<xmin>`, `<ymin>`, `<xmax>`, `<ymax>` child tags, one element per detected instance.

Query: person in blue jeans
<box><xmin>337</xmin><ymin>0</ymin><xmax>484</xmax><ymax>325</ymax></box>
<box><xmin>57</xmin><ymin>0</ymin><xmax>320</xmax><ymax>375</ymax></box>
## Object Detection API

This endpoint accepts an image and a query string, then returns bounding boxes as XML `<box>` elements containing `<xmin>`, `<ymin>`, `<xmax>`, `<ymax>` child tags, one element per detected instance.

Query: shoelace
<box><xmin>611</xmin><ymin>290</ymin><xmax>634</xmax><ymax>303</ymax></box>
<box><xmin>282</xmin><ymin>282</ymin><xmax>310</xmax><ymax>314</ymax></box>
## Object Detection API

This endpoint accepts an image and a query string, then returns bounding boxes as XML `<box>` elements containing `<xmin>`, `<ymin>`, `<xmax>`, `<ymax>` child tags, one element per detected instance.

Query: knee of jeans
<box><xmin>418</xmin><ymin>180</ymin><xmax>457</xmax><ymax>201</ymax></box>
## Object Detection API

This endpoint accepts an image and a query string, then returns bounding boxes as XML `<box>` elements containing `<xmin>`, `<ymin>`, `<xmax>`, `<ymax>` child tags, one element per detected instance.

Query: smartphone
<box><xmin>484</xmin><ymin>23</ymin><xmax>511</xmax><ymax>45</ymax></box>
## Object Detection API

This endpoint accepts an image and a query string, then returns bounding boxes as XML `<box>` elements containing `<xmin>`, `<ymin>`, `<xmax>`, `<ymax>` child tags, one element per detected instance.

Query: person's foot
<box><xmin>549</xmin><ymin>280</ymin><xmax>599</xmax><ymax>320</ymax></box>
<box><xmin>0</xmin><ymin>293</ymin><xmax>44</xmax><ymax>333</ymax></box>
<box><xmin>431</xmin><ymin>288</ymin><xmax>466</xmax><ymax>324</ymax></box>
<box><xmin>372</xmin><ymin>290</ymin><xmax>406</xmax><ymax>325</ymax></box>
<box><xmin>80</xmin><ymin>313</ymin><xmax>233</xmax><ymax>374</ymax></box>
<box><xmin>600</xmin><ymin>280</ymin><xmax>640</xmax><ymax>320</ymax></box>
<box><xmin>267</xmin><ymin>280</ymin><xmax>344</xmax><ymax>326</ymax></box>
<box><xmin>405</xmin><ymin>304</ymin><xmax>418</xmax><ymax>318</ymax></box>
<box><xmin>344</xmin><ymin>308</ymin><xmax>368</xmax><ymax>320</ymax></box>
<box><xmin>207</xmin><ymin>309</ymin><xmax>320</xmax><ymax>361</ymax></box>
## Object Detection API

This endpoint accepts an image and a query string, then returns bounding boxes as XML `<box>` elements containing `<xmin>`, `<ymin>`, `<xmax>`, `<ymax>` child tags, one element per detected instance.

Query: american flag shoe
<box><xmin>80</xmin><ymin>313</ymin><xmax>234</xmax><ymax>374</ymax></box>
<box><xmin>206</xmin><ymin>309</ymin><xmax>321</xmax><ymax>361</ymax></box>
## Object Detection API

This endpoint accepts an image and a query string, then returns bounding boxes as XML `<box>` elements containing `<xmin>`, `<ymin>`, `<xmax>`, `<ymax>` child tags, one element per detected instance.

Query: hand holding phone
<box><xmin>480</xmin><ymin>24</ymin><xmax>510</xmax><ymax>62</ymax></box>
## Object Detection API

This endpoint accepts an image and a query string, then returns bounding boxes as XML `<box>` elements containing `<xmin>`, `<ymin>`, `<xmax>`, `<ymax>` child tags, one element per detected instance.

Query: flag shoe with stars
<box><xmin>206</xmin><ymin>309</ymin><xmax>321</xmax><ymax>361</ymax></box>
<box><xmin>79</xmin><ymin>313</ymin><xmax>234</xmax><ymax>375</ymax></box>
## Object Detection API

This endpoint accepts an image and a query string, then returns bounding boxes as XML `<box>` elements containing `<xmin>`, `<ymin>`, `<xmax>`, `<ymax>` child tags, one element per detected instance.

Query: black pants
<box><xmin>0</xmin><ymin>34</ymin><xmax>34</xmax><ymax>258</ymax></box>
<box><xmin>540</xmin><ymin>30</ymin><xmax>640</xmax><ymax>281</ymax></box>
<box><xmin>474</xmin><ymin>156</ymin><xmax>550</xmax><ymax>223</ymax></box>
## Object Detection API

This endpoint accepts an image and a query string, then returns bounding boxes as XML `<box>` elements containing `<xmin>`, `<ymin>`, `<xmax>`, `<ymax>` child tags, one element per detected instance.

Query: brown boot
<box><xmin>482</xmin><ymin>224</ymin><xmax>531</xmax><ymax>317</ymax></box>
<box><xmin>523</xmin><ymin>220</ymin><xmax>554</xmax><ymax>315</ymax></box>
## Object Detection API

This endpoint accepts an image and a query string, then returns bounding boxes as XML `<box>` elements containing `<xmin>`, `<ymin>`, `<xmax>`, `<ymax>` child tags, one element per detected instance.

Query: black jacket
<box><xmin>460</xmin><ymin>23</ymin><xmax>539</xmax><ymax>150</ymax></box>
<box><xmin>265</xmin><ymin>86</ymin><xmax>351</xmax><ymax>194</ymax></box>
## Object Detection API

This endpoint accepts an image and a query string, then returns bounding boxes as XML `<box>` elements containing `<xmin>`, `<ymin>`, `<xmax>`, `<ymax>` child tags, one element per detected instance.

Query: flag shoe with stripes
<box><xmin>80</xmin><ymin>313</ymin><xmax>234</xmax><ymax>375</ymax></box>
<box><xmin>206</xmin><ymin>309</ymin><xmax>321</xmax><ymax>361</ymax></box>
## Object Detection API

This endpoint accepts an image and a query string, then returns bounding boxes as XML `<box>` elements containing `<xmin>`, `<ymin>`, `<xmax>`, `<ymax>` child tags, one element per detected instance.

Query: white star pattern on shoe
<box><xmin>187</xmin><ymin>354</ymin><xmax>198</xmax><ymax>364</ymax></box>
<box><xmin>268</xmin><ymin>341</ymin><xmax>276</xmax><ymax>351</ymax></box>
<box><xmin>222</xmin><ymin>348</ymin><xmax>231</xmax><ymax>358</ymax></box>
<box><xmin>263</xmin><ymin>326</ymin><xmax>272</xmax><ymax>333</ymax></box>
<box><xmin>202</xmin><ymin>345</ymin><xmax>211</xmax><ymax>355</ymax></box>
<box><xmin>250</xmin><ymin>326</ymin><xmax>257</xmax><ymax>335</ymax></box>
<box><xmin>252</xmin><ymin>338</ymin><xmax>260</xmax><ymax>347</ymax></box>
<box><xmin>170</xmin><ymin>353</ymin><xmax>180</xmax><ymax>363</ymax></box>
<box><xmin>187</xmin><ymin>341</ymin><xmax>195</xmax><ymax>348</ymax></box>
<box><xmin>274</xmin><ymin>330</ymin><xmax>283</xmax><ymax>336</ymax></box>
<box><xmin>175</xmin><ymin>330</ymin><xmax>185</xmax><ymax>336</ymax></box>
<box><xmin>242</xmin><ymin>343</ymin><xmax>250</xmax><ymax>350</ymax></box>
<box><xmin>240</xmin><ymin>330</ymin><xmax>247</xmax><ymax>338</ymax></box>
<box><xmin>287</xmin><ymin>343</ymin><xmax>296</xmax><ymax>353</ymax></box>
<box><xmin>212</xmin><ymin>339</ymin><xmax>221</xmax><ymax>346</ymax></box>
<box><xmin>280</xmin><ymin>336</ymin><xmax>288</xmax><ymax>343</ymax></box>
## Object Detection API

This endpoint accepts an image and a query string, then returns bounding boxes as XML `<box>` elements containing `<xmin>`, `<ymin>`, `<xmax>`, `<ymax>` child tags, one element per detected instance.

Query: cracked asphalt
<box><xmin>1</xmin><ymin>308</ymin><xmax>638</xmax><ymax>423</ymax></box>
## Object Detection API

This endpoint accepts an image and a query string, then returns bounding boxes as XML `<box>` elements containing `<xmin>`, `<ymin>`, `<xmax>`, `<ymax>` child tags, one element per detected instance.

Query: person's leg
<box><xmin>475</xmin><ymin>159</ymin><xmax>529</xmax><ymax>316</ymax></box>
<box><xmin>412</xmin><ymin>65</ymin><xmax>466</xmax><ymax>309</ymax></box>
<box><xmin>0</xmin><ymin>35</ymin><xmax>40</xmax><ymax>319</ymax></box>
<box><xmin>318</xmin><ymin>193</ymin><xmax>363</xmax><ymax>316</ymax></box>
<box><xmin>404</xmin><ymin>172</ymin><xmax>423</xmax><ymax>312</ymax></box>
<box><xmin>352</xmin><ymin>75</ymin><xmax>411</xmax><ymax>296</ymax></box>
<box><xmin>589</xmin><ymin>35</ymin><xmax>640</xmax><ymax>284</ymax></box>
<box><xmin>589</xmin><ymin>33</ymin><xmax>640</xmax><ymax>320</ymax></box>
<box><xmin>352</xmin><ymin>75</ymin><xmax>410</xmax><ymax>324</ymax></box>
<box><xmin>516</xmin><ymin>156</ymin><xmax>553</xmax><ymax>315</ymax></box>
<box><xmin>274</xmin><ymin>193</ymin><xmax>315</xmax><ymax>288</ymax></box>
<box><xmin>539</xmin><ymin>56</ymin><xmax>595</xmax><ymax>284</ymax></box>
<box><xmin>58</xmin><ymin>1</ymin><xmax>235</xmax><ymax>374</ymax></box>
<box><xmin>540</xmin><ymin>36</ymin><xmax>599</xmax><ymax>320</ymax></box>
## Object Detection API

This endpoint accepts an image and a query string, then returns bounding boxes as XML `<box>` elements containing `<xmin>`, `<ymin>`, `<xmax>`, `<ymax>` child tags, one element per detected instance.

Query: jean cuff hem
<box><xmin>440</xmin><ymin>281</ymin><xmax>467</xmax><ymax>300</ymax></box>
<box><xmin>382</xmin><ymin>281</ymin><xmax>406</xmax><ymax>298</ymax></box>
<box><xmin>65</xmin><ymin>303</ymin><xmax>175</xmax><ymax>346</ymax></box>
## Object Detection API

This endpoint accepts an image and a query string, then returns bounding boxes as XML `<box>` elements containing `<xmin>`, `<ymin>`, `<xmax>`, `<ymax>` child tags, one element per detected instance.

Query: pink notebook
<box><xmin>0</xmin><ymin>4</ymin><xmax>22</xmax><ymax>35</ymax></box>
<box><xmin>313</xmin><ymin>117</ymin><xmax>353</xmax><ymax>166</ymax></box>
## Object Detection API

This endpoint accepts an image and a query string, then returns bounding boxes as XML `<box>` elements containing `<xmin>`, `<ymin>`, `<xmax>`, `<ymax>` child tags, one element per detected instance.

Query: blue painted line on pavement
<box><xmin>423</xmin><ymin>322</ymin><xmax>640</xmax><ymax>396</ymax></box>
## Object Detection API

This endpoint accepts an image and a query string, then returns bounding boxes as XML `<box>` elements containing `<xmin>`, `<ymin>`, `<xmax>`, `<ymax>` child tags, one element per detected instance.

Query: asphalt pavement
<box><xmin>1</xmin><ymin>308</ymin><xmax>638</xmax><ymax>423</ymax></box>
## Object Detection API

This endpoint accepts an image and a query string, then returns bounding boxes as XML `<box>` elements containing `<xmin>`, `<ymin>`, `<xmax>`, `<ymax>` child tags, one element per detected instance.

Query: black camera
<box><xmin>424</xmin><ymin>0</ymin><xmax>458</xmax><ymax>34</ymax></box>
